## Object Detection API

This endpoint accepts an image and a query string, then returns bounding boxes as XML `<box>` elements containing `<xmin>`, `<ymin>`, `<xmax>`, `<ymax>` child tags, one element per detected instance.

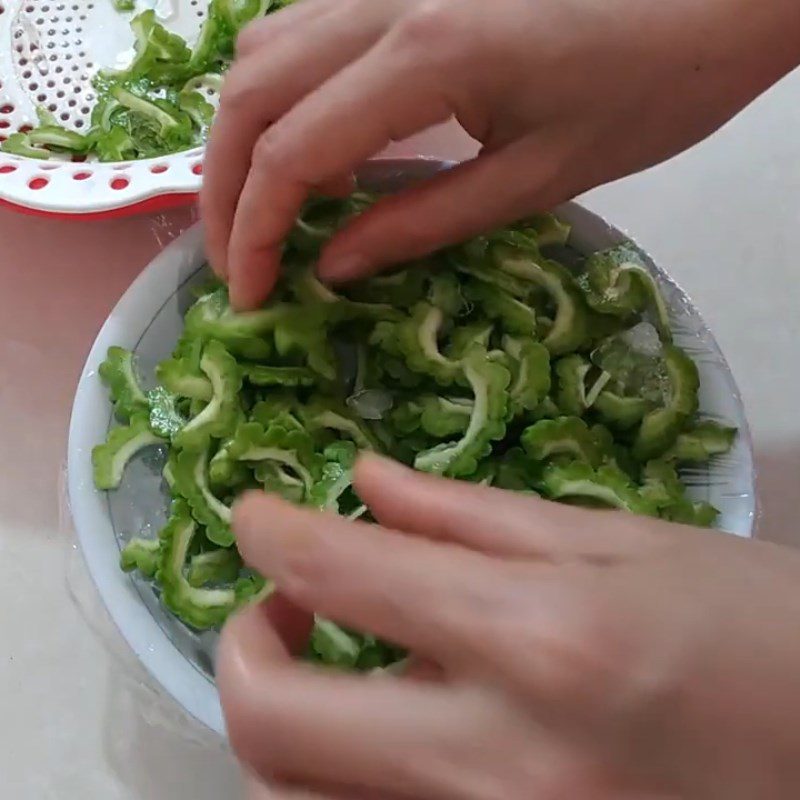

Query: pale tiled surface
<box><xmin>2</xmin><ymin>72</ymin><xmax>800</xmax><ymax>796</ymax></box>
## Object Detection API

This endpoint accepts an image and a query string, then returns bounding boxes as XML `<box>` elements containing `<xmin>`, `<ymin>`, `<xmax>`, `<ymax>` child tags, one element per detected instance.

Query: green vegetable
<box><xmin>94</xmin><ymin>126</ymin><xmax>137</xmax><ymax>162</ymax></box>
<box><xmin>301</xmin><ymin>397</ymin><xmax>383</xmax><ymax>451</ymax></box>
<box><xmin>125</xmin><ymin>10</ymin><xmax>192</xmax><ymax>80</ymax></box>
<box><xmin>418</xmin><ymin>396</ymin><xmax>474</xmax><ymax>437</ymax></box>
<box><xmin>245</xmin><ymin>364</ymin><xmax>317</xmax><ymax>388</ymax></box>
<box><xmin>523</xmin><ymin>213</ymin><xmax>572</xmax><ymax>247</ymax></box>
<box><xmin>427</xmin><ymin>270</ymin><xmax>467</xmax><ymax>316</ymax></box>
<box><xmin>346</xmin><ymin>267</ymin><xmax>428</xmax><ymax>309</ymax></box>
<box><xmin>309</xmin><ymin>619</ymin><xmax>362</xmax><ymax>669</ymax></box>
<box><xmin>92</xmin><ymin>413</ymin><xmax>163</xmax><ymax>490</ymax></box>
<box><xmin>308</xmin><ymin>441</ymin><xmax>358</xmax><ymax>511</ymax></box>
<box><xmin>156</xmin><ymin>348</ymin><xmax>213</xmax><ymax>401</ymax></box>
<box><xmin>227</xmin><ymin>416</ymin><xmax>321</xmax><ymax>496</ymax></box>
<box><xmin>92</xmin><ymin>198</ymin><xmax>733</xmax><ymax>654</ymax></box>
<box><xmin>639</xmin><ymin>459</ymin><xmax>685</xmax><ymax>508</ymax></box>
<box><xmin>394</xmin><ymin>303</ymin><xmax>463</xmax><ymax>385</ymax></box>
<box><xmin>99</xmin><ymin>346</ymin><xmax>150</xmax><ymax>422</ymax></box>
<box><xmin>522</xmin><ymin>416</ymin><xmax>603</xmax><ymax>467</ymax></box>
<box><xmin>490</xmin><ymin>238</ymin><xmax>591</xmax><ymax>355</ymax></box>
<box><xmin>184</xmin><ymin>290</ymin><xmax>277</xmax><ymax>358</ymax></box>
<box><xmin>633</xmin><ymin>345</ymin><xmax>700</xmax><ymax>461</ymax></box>
<box><xmin>464</xmin><ymin>281</ymin><xmax>537</xmax><ymax>336</ymax></box>
<box><xmin>255</xmin><ymin>462</ymin><xmax>306</xmax><ymax>504</ymax></box>
<box><xmin>120</xmin><ymin>538</ymin><xmax>160</xmax><ymax>578</ymax></box>
<box><xmin>0</xmin><ymin>132</ymin><xmax>50</xmax><ymax>159</ymax></box>
<box><xmin>539</xmin><ymin>462</ymin><xmax>657</xmax><ymax>516</ymax></box>
<box><xmin>554</xmin><ymin>354</ymin><xmax>608</xmax><ymax>417</ymax></box>
<box><xmin>639</xmin><ymin>457</ymin><xmax>722</xmax><ymax>528</ymax></box>
<box><xmin>173</xmin><ymin>341</ymin><xmax>242</xmax><ymax>451</ymax></box>
<box><xmin>188</xmin><ymin>17</ymin><xmax>225</xmax><ymax>71</ymax></box>
<box><xmin>178</xmin><ymin>90</ymin><xmax>215</xmax><ymax>134</ymax></box>
<box><xmin>28</xmin><ymin>125</ymin><xmax>91</xmax><ymax>153</ymax></box>
<box><xmin>273</xmin><ymin>308</ymin><xmax>340</xmax><ymax>381</ymax></box>
<box><xmin>287</xmin><ymin>266</ymin><xmax>401</xmax><ymax>324</ymax></box>
<box><xmin>4</xmin><ymin>0</ymin><xmax>287</xmax><ymax>162</ymax></box>
<box><xmin>446</xmin><ymin>321</ymin><xmax>494</xmax><ymax>360</ymax></box>
<box><xmin>661</xmin><ymin>499</ymin><xmax>719</xmax><ymax>527</ymax></box>
<box><xmin>493</xmin><ymin>447</ymin><xmax>540</xmax><ymax>492</ymax></box>
<box><xmin>414</xmin><ymin>348</ymin><xmax>510</xmax><ymax>477</ymax></box>
<box><xmin>187</xmin><ymin>548</ymin><xmax>242</xmax><ymax>587</ymax></box>
<box><xmin>392</xmin><ymin>395</ymin><xmax>476</xmax><ymax>439</ymax></box>
<box><xmin>157</xmin><ymin>501</ymin><xmax>256</xmax><ymax>629</ymax></box>
<box><xmin>172</xmin><ymin>447</ymin><xmax>233</xmax><ymax>546</ymax></box>
<box><xmin>110</xmin><ymin>85</ymin><xmax>194</xmax><ymax>151</ymax></box>
<box><xmin>663</xmin><ymin>420</ymin><xmax>737</xmax><ymax>463</ymax></box>
<box><xmin>593</xmin><ymin>390</ymin><xmax>650</xmax><ymax>431</ymax></box>
<box><xmin>583</xmin><ymin>244</ymin><xmax>671</xmax><ymax>342</ymax></box>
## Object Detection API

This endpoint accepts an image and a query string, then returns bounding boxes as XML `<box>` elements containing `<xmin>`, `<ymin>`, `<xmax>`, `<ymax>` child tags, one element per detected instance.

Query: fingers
<box><xmin>202</xmin><ymin>0</ymin><xmax>397</xmax><ymax>283</ymax></box>
<box><xmin>236</xmin><ymin>0</ymin><xmax>337</xmax><ymax>58</ymax></box>
<box><xmin>316</xmin><ymin>132</ymin><xmax>572</xmax><ymax>282</ymax></box>
<box><xmin>219</xmin><ymin>623</ymin><xmax>512</xmax><ymax>798</ymax></box>
<box><xmin>354</xmin><ymin>453</ymin><xmax>559</xmax><ymax>558</ymax></box>
<box><xmin>263</xmin><ymin>592</ymin><xmax>315</xmax><ymax>656</ymax></box>
<box><xmin>353</xmin><ymin>454</ymin><xmax>665</xmax><ymax>562</ymax></box>
<box><xmin>217</xmin><ymin>596</ymin><xmax>312</xmax><ymax>695</ymax></box>
<box><xmin>224</xmin><ymin>35</ymin><xmax>454</xmax><ymax>309</ymax></box>
<box><xmin>218</xmin><ymin>600</ymin><xmax>294</xmax><ymax>692</ymax></box>
<box><xmin>232</xmin><ymin>491</ymin><xmax>523</xmax><ymax>666</ymax></box>
<box><xmin>222</xmin><ymin>608</ymin><xmax>592</xmax><ymax>800</ymax></box>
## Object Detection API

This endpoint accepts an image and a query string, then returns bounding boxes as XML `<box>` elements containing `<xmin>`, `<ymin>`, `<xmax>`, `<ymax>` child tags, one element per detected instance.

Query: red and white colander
<box><xmin>0</xmin><ymin>0</ymin><xmax>215</xmax><ymax>217</ymax></box>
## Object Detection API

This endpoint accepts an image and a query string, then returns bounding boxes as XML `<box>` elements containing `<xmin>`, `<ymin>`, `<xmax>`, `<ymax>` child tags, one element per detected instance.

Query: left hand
<box><xmin>202</xmin><ymin>0</ymin><xmax>800</xmax><ymax>311</ymax></box>
<box><xmin>218</xmin><ymin>453</ymin><xmax>800</xmax><ymax>799</ymax></box>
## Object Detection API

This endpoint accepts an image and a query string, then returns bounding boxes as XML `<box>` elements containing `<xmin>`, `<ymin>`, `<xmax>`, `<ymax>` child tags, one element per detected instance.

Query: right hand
<box><xmin>202</xmin><ymin>0</ymin><xmax>800</xmax><ymax>310</ymax></box>
<box><xmin>219</xmin><ymin>455</ymin><xmax>800</xmax><ymax>799</ymax></box>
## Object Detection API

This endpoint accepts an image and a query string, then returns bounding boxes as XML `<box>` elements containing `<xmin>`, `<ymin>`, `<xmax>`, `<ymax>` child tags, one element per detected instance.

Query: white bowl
<box><xmin>67</xmin><ymin>158</ymin><xmax>757</xmax><ymax>737</ymax></box>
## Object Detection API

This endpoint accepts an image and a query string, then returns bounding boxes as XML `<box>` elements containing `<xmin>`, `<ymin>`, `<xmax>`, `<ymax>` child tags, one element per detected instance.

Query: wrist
<box><xmin>623</xmin><ymin>0</ymin><xmax>800</xmax><ymax>138</ymax></box>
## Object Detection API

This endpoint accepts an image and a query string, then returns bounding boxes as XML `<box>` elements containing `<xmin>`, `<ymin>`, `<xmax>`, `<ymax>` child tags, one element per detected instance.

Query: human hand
<box><xmin>201</xmin><ymin>0</ymin><xmax>800</xmax><ymax>309</ymax></box>
<box><xmin>218</xmin><ymin>454</ymin><xmax>800</xmax><ymax>799</ymax></box>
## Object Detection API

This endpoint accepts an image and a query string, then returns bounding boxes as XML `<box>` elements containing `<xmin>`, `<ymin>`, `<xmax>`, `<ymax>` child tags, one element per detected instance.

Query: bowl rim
<box><xmin>67</xmin><ymin>157</ymin><xmax>757</xmax><ymax>738</ymax></box>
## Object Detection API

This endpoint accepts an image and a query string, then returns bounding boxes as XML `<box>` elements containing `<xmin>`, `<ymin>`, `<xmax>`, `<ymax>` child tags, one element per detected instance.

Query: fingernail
<box><xmin>317</xmin><ymin>253</ymin><xmax>370</xmax><ymax>282</ymax></box>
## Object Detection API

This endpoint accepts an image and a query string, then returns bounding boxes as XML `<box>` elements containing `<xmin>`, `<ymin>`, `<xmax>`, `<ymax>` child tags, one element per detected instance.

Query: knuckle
<box><xmin>391</xmin><ymin>0</ymin><xmax>476</xmax><ymax>70</ymax></box>
<box><xmin>218</xmin><ymin>66</ymin><xmax>258</xmax><ymax>114</ymax></box>
<box><xmin>392</xmin><ymin>1</ymin><xmax>453</xmax><ymax>53</ymax></box>
<box><xmin>251</xmin><ymin>130</ymin><xmax>291</xmax><ymax>176</ymax></box>
<box><xmin>539</xmin><ymin>616</ymin><xmax>611</xmax><ymax>696</ymax></box>
<box><xmin>506</xmin><ymin>576</ymin><xmax>621</xmax><ymax>701</ymax></box>
<box><xmin>279</xmin><ymin>535</ymin><xmax>339</xmax><ymax>598</ymax></box>
<box><xmin>235</xmin><ymin>17</ymin><xmax>270</xmax><ymax>55</ymax></box>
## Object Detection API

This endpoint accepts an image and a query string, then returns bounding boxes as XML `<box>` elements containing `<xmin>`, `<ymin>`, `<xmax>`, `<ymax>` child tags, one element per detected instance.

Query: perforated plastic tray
<box><xmin>0</xmin><ymin>0</ymin><xmax>212</xmax><ymax>216</ymax></box>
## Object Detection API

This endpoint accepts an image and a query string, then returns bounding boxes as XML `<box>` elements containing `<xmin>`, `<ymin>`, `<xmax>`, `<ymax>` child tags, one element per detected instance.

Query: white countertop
<box><xmin>2</xmin><ymin>72</ymin><xmax>799</xmax><ymax>798</ymax></box>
